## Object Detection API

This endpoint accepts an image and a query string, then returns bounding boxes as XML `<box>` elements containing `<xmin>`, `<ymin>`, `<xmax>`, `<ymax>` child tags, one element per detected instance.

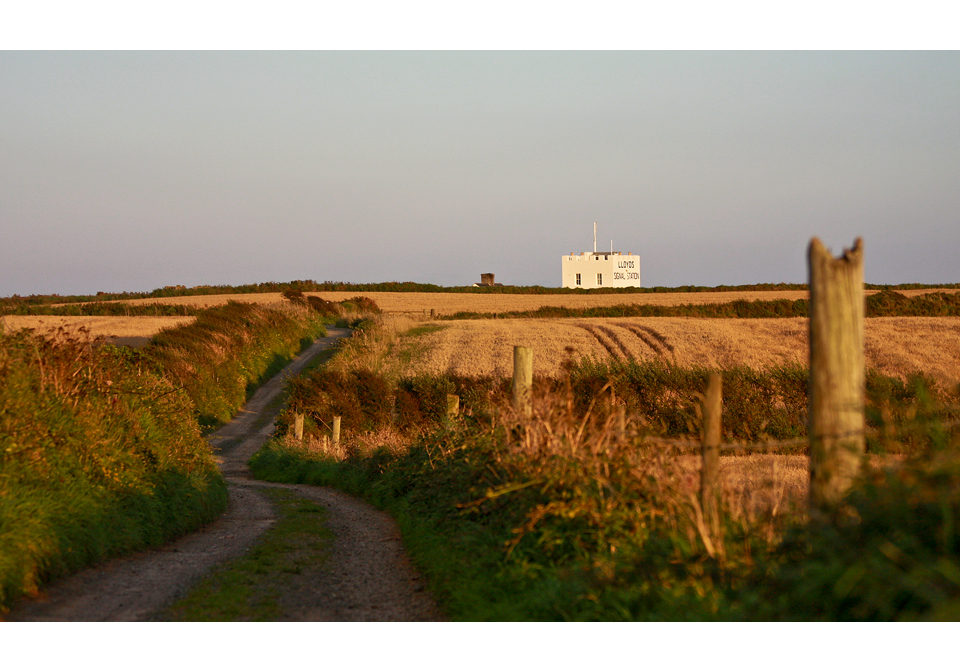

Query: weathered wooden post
<box><xmin>808</xmin><ymin>237</ymin><xmax>865</xmax><ymax>510</ymax></box>
<box><xmin>293</xmin><ymin>413</ymin><xmax>304</xmax><ymax>441</ymax></box>
<box><xmin>332</xmin><ymin>415</ymin><xmax>341</xmax><ymax>453</ymax></box>
<box><xmin>446</xmin><ymin>394</ymin><xmax>460</xmax><ymax>421</ymax></box>
<box><xmin>701</xmin><ymin>372</ymin><xmax>722</xmax><ymax>535</ymax></box>
<box><xmin>513</xmin><ymin>346</ymin><xmax>533</xmax><ymax>419</ymax></box>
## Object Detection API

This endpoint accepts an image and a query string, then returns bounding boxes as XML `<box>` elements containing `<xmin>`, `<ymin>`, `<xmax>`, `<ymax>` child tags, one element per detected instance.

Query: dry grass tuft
<box><xmin>280</xmin><ymin>423</ymin><xmax>412</xmax><ymax>463</ymax></box>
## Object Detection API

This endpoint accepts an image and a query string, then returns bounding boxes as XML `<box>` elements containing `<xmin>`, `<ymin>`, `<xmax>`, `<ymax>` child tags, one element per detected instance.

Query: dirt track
<box><xmin>7</xmin><ymin>328</ymin><xmax>442</xmax><ymax>622</ymax></box>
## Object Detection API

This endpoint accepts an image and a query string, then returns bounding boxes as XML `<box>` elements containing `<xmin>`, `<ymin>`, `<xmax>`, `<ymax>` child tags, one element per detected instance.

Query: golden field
<box><xmin>674</xmin><ymin>453</ymin><xmax>903</xmax><ymax>530</ymax></box>
<box><xmin>404</xmin><ymin>316</ymin><xmax>960</xmax><ymax>389</ymax></box>
<box><xmin>0</xmin><ymin>315</ymin><xmax>196</xmax><ymax>348</ymax></box>
<box><xmin>65</xmin><ymin>287</ymin><xmax>959</xmax><ymax>315</ymax></box>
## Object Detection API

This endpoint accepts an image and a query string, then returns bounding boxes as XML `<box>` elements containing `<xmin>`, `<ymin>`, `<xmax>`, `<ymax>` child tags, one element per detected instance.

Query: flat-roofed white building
<box><xmin>561</xmin><ymin>222</ymin><xmax>641</xmax><ymax>289</ymax></box>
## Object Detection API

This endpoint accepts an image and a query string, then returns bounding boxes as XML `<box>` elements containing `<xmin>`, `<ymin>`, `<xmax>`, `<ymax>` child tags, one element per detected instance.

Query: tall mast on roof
<box><xmin>593</xmin><ymin>221</ymin><xmax>597</xmax><ymax>253</ymax></box>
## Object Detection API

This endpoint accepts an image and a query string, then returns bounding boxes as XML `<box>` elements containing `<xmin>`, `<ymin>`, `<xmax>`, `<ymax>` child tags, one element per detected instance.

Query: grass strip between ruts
<box><xmin>161</xmin><ymin>488</ymin><xmax>333</xmax><ymax>621</ymax></box>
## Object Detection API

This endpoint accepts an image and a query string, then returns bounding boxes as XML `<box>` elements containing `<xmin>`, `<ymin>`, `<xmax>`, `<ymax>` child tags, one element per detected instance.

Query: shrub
<box><xmin>746</xmin><ymin>430</ymin><xmax>960</xmax><ymax>620</ymax></box>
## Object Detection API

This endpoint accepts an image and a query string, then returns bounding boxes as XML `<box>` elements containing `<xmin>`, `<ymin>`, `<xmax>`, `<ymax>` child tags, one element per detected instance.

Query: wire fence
<box><xmin>629</xmin><ymin>415</ymin><xmax>960</xmax><ymax>455</ymax></box>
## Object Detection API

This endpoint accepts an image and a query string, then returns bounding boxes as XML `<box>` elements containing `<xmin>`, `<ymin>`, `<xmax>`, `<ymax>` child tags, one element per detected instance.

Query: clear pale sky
<box><xmin>2</xmin><ymin>51</ymin><xmax>958</xmax><ymax>295</ymax></box>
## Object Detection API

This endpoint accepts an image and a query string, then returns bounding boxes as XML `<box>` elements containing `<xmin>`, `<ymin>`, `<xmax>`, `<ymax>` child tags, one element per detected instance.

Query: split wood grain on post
<box><xmin>808</xmin><ymin>237</ymin><xmax>865</xmax><ymax>511</ymax></box>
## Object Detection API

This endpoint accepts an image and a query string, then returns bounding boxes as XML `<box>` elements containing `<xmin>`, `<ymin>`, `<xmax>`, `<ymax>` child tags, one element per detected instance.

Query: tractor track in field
<box><xmin>576</xmin><ymin>321</ymin><xmax>677</xmax><ymax>363</ymax></box>
<box><xmin>6</xmin><ymin>328</ymin><xmax>443</xmax><ymax>622</ymax></box>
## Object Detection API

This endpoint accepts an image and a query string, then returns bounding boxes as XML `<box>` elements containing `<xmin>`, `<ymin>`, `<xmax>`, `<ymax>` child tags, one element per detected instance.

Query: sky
<box><xmin>2</xmin><ymin>49</ymin><xmax>959</xmax><ymax>295</ymax></box>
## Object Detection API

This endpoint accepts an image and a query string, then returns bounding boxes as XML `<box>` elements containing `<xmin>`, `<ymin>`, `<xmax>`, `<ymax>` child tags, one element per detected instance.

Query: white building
<box><xmin>561</xmin><ymin>222</ymin><xmax>641</xmax><ymax>289</ymax></box>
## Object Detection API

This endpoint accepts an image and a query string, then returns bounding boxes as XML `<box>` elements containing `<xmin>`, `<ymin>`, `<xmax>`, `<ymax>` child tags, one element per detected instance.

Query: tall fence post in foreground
<box><xmin>808</xmin><ymin>237</ymin><xmax>865</xmax><ymax>511</ymax></box>
<box><xmin>513</xmin><ymin>346</ymin><xmax>533</xmax><ymax>419</ymax></box>
<box><xmin>294</xmin><ymin>413</ymin><xmax>304</xmax><ymax>441</ymax></box>
<box><xmin>700</xmin><ymin>372</ymin><xmax>722</xmax><ymax>535</ymax></box>
<box><xmin>332</xmin><ymin>415</ymin><xmax>342</xmax><ymax>453</ymax></box>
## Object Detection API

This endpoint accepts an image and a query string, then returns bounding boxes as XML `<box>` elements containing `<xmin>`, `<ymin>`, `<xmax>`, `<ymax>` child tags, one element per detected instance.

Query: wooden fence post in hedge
<box><xmin>446</xmin><ymin>394</ymin><xmax>460</xmax><ymax>421</ymax></box>
<box><xmin>294</xmin><ymin>413</ymin><xmax>304</xmax><ymax>441</ymax></box>
<box><xmin>808</xmin><ymin>237</ymin><xmax>866</xmax><ymax>511</ymax></box>
<box><xmin>701</xmin><ymin>372</ymin><xmax>722</xmax><ymax>535</ymax></box>
<box><xmin>513</xmin><ymin>346</ymin><xmax>533</xmax><ymax>419</ymax></box>
<box><xmin>332</xmin><ymin>415</ymin><xmax>342</xmax><ymax>452</ymax></box>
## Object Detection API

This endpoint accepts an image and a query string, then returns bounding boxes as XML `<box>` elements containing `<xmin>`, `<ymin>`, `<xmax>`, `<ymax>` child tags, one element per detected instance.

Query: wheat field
<box><xmin>63</xmin><ymin>287</ymin><xmax>959</xmax><ymax>315</ymax></box>
<box><xmin>0</xmin><ymin>315</ymin><xmax>196</xmax><ymax>348</ymax></box>
<box><xmin>404</xmin><ymin>316</ymin><xmax>960</xmax><ymax>389</ymax></box>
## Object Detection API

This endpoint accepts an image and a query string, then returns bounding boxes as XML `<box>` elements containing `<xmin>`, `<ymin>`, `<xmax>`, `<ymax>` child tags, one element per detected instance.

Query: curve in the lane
<box><xmin>8</xmin><ymin>327</ymin><xmax>441</xmax><ymax>621</ymax></box>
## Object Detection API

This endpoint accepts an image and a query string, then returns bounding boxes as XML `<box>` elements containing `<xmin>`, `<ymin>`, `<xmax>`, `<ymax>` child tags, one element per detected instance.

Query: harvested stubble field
<box><xmin>673</xmin><ymin>453</ymin><xmax>903</xmax><ymax>534</ymax></box>
<box><xmin>0</xmin><ymin>315</ymin><xmax>196</xmax><ymax>348</ymax></box>
<box><xmin>405</xmin><ymin>316</ymin><xmax>960</xmax><ymax>390</ymax></box>
<box><xmin>64</xmin><ymin>288</ymin><xmax>960</xmax><ymax>315</ymax></box>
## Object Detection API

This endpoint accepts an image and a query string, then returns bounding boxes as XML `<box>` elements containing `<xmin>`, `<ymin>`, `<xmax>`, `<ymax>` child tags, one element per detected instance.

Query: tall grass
<box><xmin>0</xmin><ymin>328</ymin><xmax>227</xmax><ymax>613</ymax></box>
<box><xmin>254</xmin><ymin>373</ymin><xmax>960</xmax><ymax>620</ymax></box>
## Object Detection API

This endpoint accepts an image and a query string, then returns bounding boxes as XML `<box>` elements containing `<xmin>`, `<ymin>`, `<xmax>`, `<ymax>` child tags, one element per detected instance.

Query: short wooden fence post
<box><xmin>701</xmin><ymin>372</ymin><xmax>722</xmax><ymax>536</ymax></box>
<box><xmin>513</xmin><ymin>346</ymin><xmax>533</xmax><ymax>419</ymax></box>
<box><xmin>294</xmin><ymin>413</ymin><xmax>304</xmax><ymax>441</ymax></box>
<box><xmin>808</xmin><ymin>237</ymin><xmax>866</xmax><ymax>511</ymax></box>
<box><xmin>446</xmin><ymin>394</ymin><xmax>460</xmax><ymax>421</ymax></box>
<box><xmin>332</xmin><ymin>415</ymin><xmax>341</xmax><ymax>452</ymax></box>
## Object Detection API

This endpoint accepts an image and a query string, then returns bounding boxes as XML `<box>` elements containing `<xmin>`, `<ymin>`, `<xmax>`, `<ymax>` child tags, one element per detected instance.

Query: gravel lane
<box><xmin>7</xmin><ymin>328</ymin><xmax>443</xmax><ymax>622</ymax></box>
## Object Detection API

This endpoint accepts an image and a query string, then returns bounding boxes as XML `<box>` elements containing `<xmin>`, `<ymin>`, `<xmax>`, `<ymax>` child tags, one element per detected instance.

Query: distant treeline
<box><xmin>441</xmin><ymin>290</ymin><xmax>960</xmax><ymax>321</ymax></box>
<box><xmin>4</xmin><ymin>279</ymin><xmax>960</xmax><ymax>309</ymax></box>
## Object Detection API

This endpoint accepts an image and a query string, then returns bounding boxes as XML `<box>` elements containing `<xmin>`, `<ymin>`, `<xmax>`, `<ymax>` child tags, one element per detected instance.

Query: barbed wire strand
<box><xmin>627</xmin><ymin>416</ymin><xmax>960</xmax><ymax>454</ymax></box>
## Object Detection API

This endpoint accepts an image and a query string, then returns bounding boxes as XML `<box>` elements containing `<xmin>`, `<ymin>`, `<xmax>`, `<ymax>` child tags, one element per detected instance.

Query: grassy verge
<box><xmin>160</xmin><ymin>487</ymin><xmax>333</xmax><ymax>621</ymax></box>
<box><xmin>143</xmin><ymin>302</ymin><xmax>328</xmax><ymax>431</ymax></box>
<box><xmin>0</xmin><ymin>330</ymin><xmax>227</xmax><ymax>613</ymax></box>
